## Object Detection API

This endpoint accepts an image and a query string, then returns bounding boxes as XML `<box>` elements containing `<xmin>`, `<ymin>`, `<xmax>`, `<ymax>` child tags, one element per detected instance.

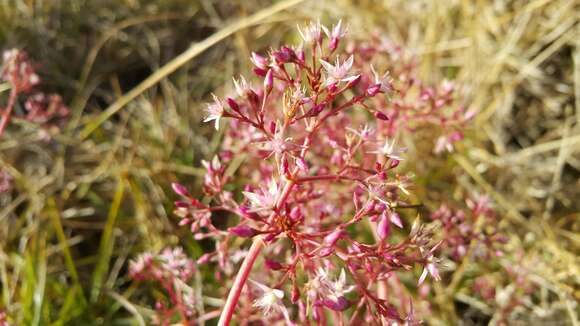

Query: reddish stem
<box><xmin>217</xmin><ymin>181</ymin><xmax>296</xmax><ymax>325</ymax></box>
<box><xmin>0</xmin><ymin>88</ymin><xmax>18</xmax><ymax>136</ymax></box>
<box><xmin>217</xmin><ymin>236</ymin><xmax>264</xmax><ymax>326</ymax></box>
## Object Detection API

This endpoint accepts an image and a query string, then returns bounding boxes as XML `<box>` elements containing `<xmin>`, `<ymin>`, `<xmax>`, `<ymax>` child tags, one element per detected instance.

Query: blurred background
<box><xmin>0</xmin><ymin>0</ymin><xmax>578</xmax><ymax>325</ymax></box>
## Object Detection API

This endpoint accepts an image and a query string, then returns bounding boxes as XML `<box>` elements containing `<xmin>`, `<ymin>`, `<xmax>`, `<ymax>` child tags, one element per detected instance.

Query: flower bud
<box><xmin>318</xmin><ymin>246</ymin><xmax>334</xmax><ymax>257</ymax></box>
<box><xmin>291</xmin><ymin>284</ymin><xmax>300</xmax><ymax>303</ymax></box>
<box><xmin>171</xmin><ymin>182</ymin><xmax>190</xmax><ymax>197</ymax></box>
<box><xmin>239</xmin><ymin>206</ymin><xmax>261</xmax><ymax>221</ymax></box>
<box><xmin>272</xmin><ymin>46</ymin><xmax>295</xmax><ymax>63</ymax></box>
<box><xmin>251</xmin><ymin>52</ymin><xmax>268</xmax><ymax>69</ymax></box>
<box><xmin>253</xmin><ymin>67</ymin><xmax>267</xmax><ymax>77</ymax></box>
<box><xmin>377</xmin><ymin>211</ymin><xmax>391</xmax><ymax>241</ymax></box>
<box><xmin>346</xmin><ymin>74</ymin><xmax>361</xmax><ymax>89</ymax></box>
<box><xmin>327</xmin><ymin>83</ymin><xmax>338</xmax><ymax>93</ymax></box>
<box><xmin>227</xmin><ymin>97</ymin><xmax>240</xmax><ymax>112</ymax></box>
<box><xmin>296</xmin><ymin>158</ymin><xmax>309</xmax><ymax>173</ymax></box>
<box><xmin>329</xmin><ymin>38</ymin><xmax>339</xmax><ymax>52</ymax></box>
<box><xmin>289</xmin><ymin>206</ymin><xmax>303</xmax><ymax>222</ymax></box>
<box><xmin>389</xmin><ymin>211</ymin><xmax>403</xmax><ymax>228</ymax></box>
<box><xmin>303</xmin><ymin>103</ymin><xmax>325</xmax><ymax>118</ymax></box>
<box><xmin>264</xmin><ymin>69</ymin><xmax>274</xmax><ymax>94</ymax></box>
<box><xmin>374</xmin><ymin>111</ymin><xmax>389</xmax><ymax>121</ymax></box>
<box><xmin>322</xmin><ymin>297</ymin><xmax>350</xmax><ymax>311</ymax></box>
<box><xmin>297</xmin><ymin>49</ymin><xmax>305</xmax><ymax>63</ymax></box>
<box><xmin>264</xmin><ymin>232</ymin><xmax>278</xmax><ymax>242</ymax></box>
<box><xmin>323</xmin><ymin>230</ymin><xmax>344</xmax><ymax>247</ymax></box>
<box><xmin>228</xmin><ymin>224</ymin><xmax>258</xmax><ymax>238</ymax></box>
<box><xmin>174</xmin><ymin>200</ymin><xmax>188</xmax><ymax>208</ymax></box>
<box><xmin>197</xmin><ymin>253</ymin><xmax>212</xmax><ymax>264</ymax></box>
<box><xmin>265</xmin><ymin>259</ymin><xmax>284</xmax><ymax>271</ymax></box>
<box><xmin>366</xmin><ymin>84</ymin><xmax>381</xmax><ymax>96</ymax></box>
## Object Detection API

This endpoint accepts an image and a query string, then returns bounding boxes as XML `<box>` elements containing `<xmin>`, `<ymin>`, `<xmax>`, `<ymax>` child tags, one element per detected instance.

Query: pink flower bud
<box><xmin>318</xmin><ymin>246</ymin><xmax>334</xmax><ymax>257</ymax></box>
<box><xmin>296</xmin><ymin>158</ymin><xmax>309</xmax><ymax>173</ymax></box>
<box><xmin>377</xmin><ymin>212</ymin><xmax>390</xmax><ymax>241</ymax></box>
<box><xmin>171</xmin><ymin>182</ymin><xmax>190</xmax><ymax>197</ymax></box>
<box><xmin>329</xmin><ymin>38</ymin><xmax>339</xmax><ymax>52</ymax></box>
<box><xmin>327</xmin><ymin>83</ymin><xmax>338</xmax><ymax>93</ymax></box>
<box><xmin>272</xmin><ymin>46</ymin><xmax>295</xmax><ymax>63</ymax></box>
<box><xmin>289</xmin><ymin>206</ymin><xmax>303</xmax><ymax>222</ymax></box>
<box><xmin>303</xmin><ymin>103</ymin><xmax>325</xmax><ymax>118</ymax></box>
<box><xmin>366</xmin><ymin>84</ymin><xmax>381</xmax><ymax>96</ymax></box>
<box><xmin>323</xmin><ymin>230</ymin><xmax>343</xmax><ymax>247</ymax></box>
<box><xmin>228</xmin><ymin>224</ymin><xmax>258</xmax><ymax>238</ymax></box>
<box><xmin>197</xmin><ymin>253</ymin><xmax>212</xmax><ymax>264</ymax></box>
<box><xmin>321</xmin><ymin>297</ymin><xmax>350</xmax><ymax>311</ymax></box>
<box><xmin>174</xmin><ymin>200</ymin><xmax>188</xmax><ymax>208</ymax></box>
<box><xmin>291</xmin><ymin>284</ymin><xmax>300</xmax><ymax>303</ymax></box>
<box><xmin>239</xmin><ymin>206</ymin><xmax>261</xmax><ymax>221</ymax></box>
<box><xmin>346</xmin><ymin>74</ymin><xmax>361</xmax><ymax>89</ymax></box>
<box><xmin>264</xmin><ymin>69</ymin><xmax>274</xmax><ymax>94</ymax></box>
<box><xmin>268</xmin><ymin>121</ymin><xmax>277</xmax><ymax>134</ymax></box>
<box><xmin>190</xmin><ymin>222</ymin><xmax>199</xmax><ymax>233</ymax></box>
<box><xmin>265</xmin><ymin>259</ymin><xmax>284</xmax><ymax>271</ymax></box>
<box><xmin>297</xmin><ymin>49</ymin><xmax>305</xmax><ymax>63</ymax></box>
<box><xmin>227</xmin><ymin>97</ymin><xmax>240</xmax><ymax>112</ymax></box>
<box><xmin>374</xmin><ymin>111</ymin><xmax>389</xmax><ymax>121</ymax></box>
<box><xmin>449</xmin><ymin>131</ymin><xmax>464</xmax><ymax>142</ymax></box>
<box><xmin>251</xmin><ymin>52</ymin><xmax>268</xmax><ymax>69</ymax></box>
<box><xmin>264</xmin><ymin>232</ymin><xmax>280</xmax><ymax>243</ymax></box>
<box><xmin>253</xmin><ymin>67</ymin><xmax>267</xmax><ymax>77</ymax></box>
<box><xmin>389</xmin><ymin>211</ymin><xmax>403</xmax><ymax>228</ymax></box>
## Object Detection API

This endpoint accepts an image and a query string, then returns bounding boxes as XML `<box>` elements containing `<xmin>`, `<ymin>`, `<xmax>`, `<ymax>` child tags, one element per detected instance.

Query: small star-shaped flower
<box><xmin>320</xmin><ymin>55</ymin><xmax>358</xmax><ymax>87</ymax></box>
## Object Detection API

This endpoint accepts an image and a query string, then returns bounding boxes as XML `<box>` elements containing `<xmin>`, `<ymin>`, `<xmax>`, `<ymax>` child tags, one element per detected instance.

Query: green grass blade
<box><xmin>90</xmin><ymin>178</ymin><xmax>125</xmax><ymax>303</ymax></box>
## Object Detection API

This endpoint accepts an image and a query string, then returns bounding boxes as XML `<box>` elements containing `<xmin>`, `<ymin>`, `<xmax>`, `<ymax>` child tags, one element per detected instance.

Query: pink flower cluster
<box><xmin>161</xmin><ymin>21</ymin><xmax>472</xmax><ymax>324</ymax></box>
<box><xmin>348</xmin><ymin>35</ymin><xmax>475</xmax><ymax>154</ymax></box>
<box><xmin>430</xmin><ymin>194</ymin><xmax>507</xmax><ymax>261</ymax></box>
<box><xmin>0</xmin><ymin>49</ymin><xmax>69</xmax><ymax>136</ymax></box>
<box><xmin>0</xmin><ymin>170</ymin><xmax>12</xmax><ymax>194</ymax></box>
<box><xmin>472</xmin><ymin>252</ymin><xmax>536</xmax><ymax>324</ymax></box>
<box><xmin>0</xmin><ymin>310</ymin><xmax>10</xmax><ymax>326</ymax></box>
<box><xmin>129</xmin><ymin>248</ymin><xmax>196</xmax><ymax>325</ymax></box>
<box><xmin>1</xmin><ymin>49</ymin><xmax>40</xmax><ymax>93</ymax></box>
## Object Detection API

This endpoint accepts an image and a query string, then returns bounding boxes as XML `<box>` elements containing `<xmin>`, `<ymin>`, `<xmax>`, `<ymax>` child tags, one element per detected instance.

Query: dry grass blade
<box><xmin>79</xmin><ymin>0</ymin><xmax>306</xmax><ymax>140</ymax></box>
<box><xmin>107</xmin><ymin>290</ymin><xmax>146</xmax><ymax>326</ymax></box>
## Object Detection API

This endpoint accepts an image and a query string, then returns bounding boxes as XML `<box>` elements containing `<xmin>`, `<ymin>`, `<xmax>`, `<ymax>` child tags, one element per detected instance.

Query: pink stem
<box><xmin>217</xmin><ymin>180</ymin><xmax>296</xmax><ymax>325</ymax></box>
<box><xmin>0</xmin><ymin>88</ymin><xmax>18</xmax><ymax>136</ymax></box>
<box><xmin>217</xmin><ymin>236</ymin><xmax>264</xmax><ymax>326</ymax></box>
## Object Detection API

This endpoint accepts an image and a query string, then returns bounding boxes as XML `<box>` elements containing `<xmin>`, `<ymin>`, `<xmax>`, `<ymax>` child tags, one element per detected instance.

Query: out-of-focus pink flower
<box><xmin>320</xmin><ymin>55</ymin><xmax>358</xmax><ymax>87</ymax></box>
<box><xmin>1</xmin><ymin>49</ymin><xmax>39</xmax><ymax>93</ymax></box>
<box><xmin>298</xmin><ymin>20</ymin><xmax>323</xmax><ymax>44</ymax></box>
<box><xmin>203</xmin><ymin>94</ymin><xmax>225</xmax><ymax>130</ymax></box>
<box><xmin>0</xmin><ymin>170</ymin><xmax>13</xmax><ymax>194</ymax></box>
<box><xmin>370</xmin><ymin>139</ymin><xmax>407</xmax><ymax>161</ymax></box>
<box><xmin>322</xmin><ymin>20</ymin><xmax>348</xmax><ymax>51</ymax></box>
<box><xmin>242</xmin><ymin>178</ymin><xmax>280</xmax><ymax>212</ymax></box>
<box><xmin>250</xmin><ymin>280</ymin><xmax>285</xmax><ymax>315</ymax></box>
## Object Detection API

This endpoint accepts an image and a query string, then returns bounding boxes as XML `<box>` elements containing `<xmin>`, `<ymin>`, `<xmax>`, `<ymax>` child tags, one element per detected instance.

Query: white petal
<box><xmin>243</xmin><ymin>191</ymin><xmax>263</xmax><ymax>207</ymax></box>
<box><xmin>344</xmin><ymin>55</ymin><xmax>354</xmax><ymax>71</ymax></box>
<box><xmin>418</xmin><ymin>268</ymin><xmax>429</xmax><ymax>285</ymax></box>
<box><xmin>319</xmin><ymin>59</ymin><xmax>335</xmax><ymax>73</ymax></box>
